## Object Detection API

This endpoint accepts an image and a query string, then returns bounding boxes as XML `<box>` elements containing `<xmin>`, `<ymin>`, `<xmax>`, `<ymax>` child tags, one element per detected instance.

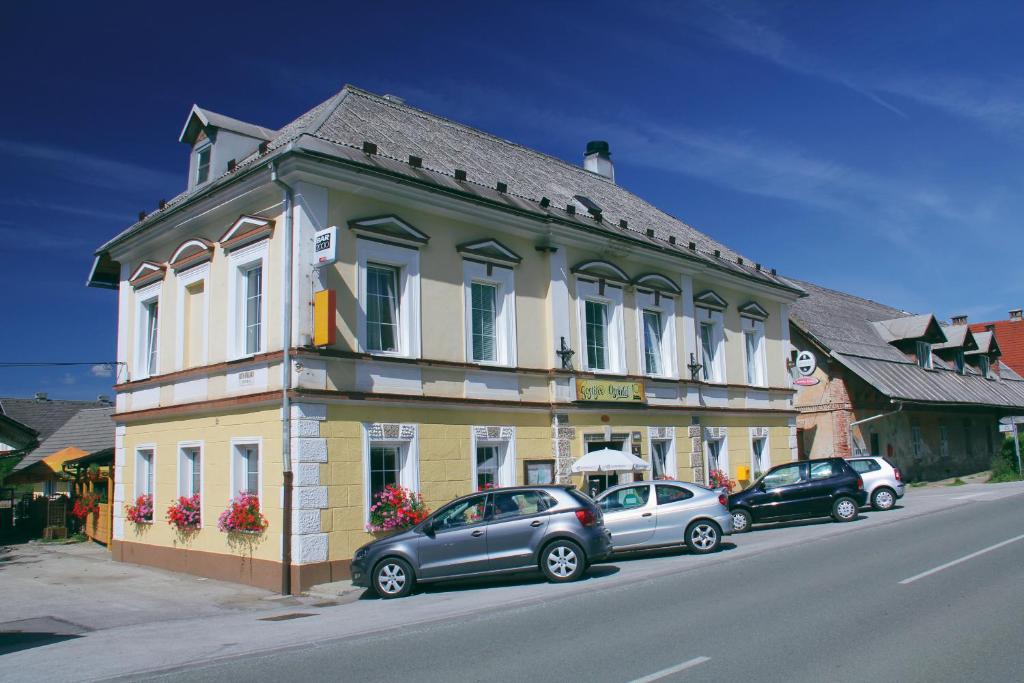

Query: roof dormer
<box><xmin>179</xmin><ymin>105</ymin><xmax>277</xmax><ymax>191</ymax></box>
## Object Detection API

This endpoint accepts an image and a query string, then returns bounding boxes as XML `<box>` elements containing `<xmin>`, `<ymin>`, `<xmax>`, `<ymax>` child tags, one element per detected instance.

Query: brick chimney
<box><xmin>951</xmin><ymin>314</ymin><xmax>968</xmax><ymax>325</ymax></box>
<box><xmin>1010</xmin><ymin>309</ymin><xmax>1022</xmax><ymax>322</ymax></box>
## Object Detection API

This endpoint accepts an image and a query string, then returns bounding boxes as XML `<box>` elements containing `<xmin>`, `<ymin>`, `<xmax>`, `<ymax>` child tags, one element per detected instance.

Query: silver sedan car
<box><xmin>595</xmin><ymin>481</ymin><xmax>733</xmax><ymax>554</ymax></box>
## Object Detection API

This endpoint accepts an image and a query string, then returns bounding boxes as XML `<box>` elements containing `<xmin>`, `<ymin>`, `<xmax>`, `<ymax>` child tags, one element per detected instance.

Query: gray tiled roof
<box><xmin>0</xmin><ymin>398</ymin><xmax>107</xmax><ymax>445</ymax></box>
<box><xmin>790</xmin><ymin>279</ymin><xmax>1024</xmax><ymax>408</ymax></box>
<box><xmin>12</xmin><ymin>406</ymin><xmax>114</xmax><ymax>472</ymax></box>
<box><xmin>97</xmin><ymin>86</ymin><xmax>802</xmax><ymax>296</ymax></box>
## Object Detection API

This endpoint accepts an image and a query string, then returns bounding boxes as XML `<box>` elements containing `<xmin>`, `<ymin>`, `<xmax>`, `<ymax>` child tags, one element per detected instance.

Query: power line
<box><xmin>0</xmin><ymin>362</ymin><xmax>124</xmax><ymax>368</ymax></box>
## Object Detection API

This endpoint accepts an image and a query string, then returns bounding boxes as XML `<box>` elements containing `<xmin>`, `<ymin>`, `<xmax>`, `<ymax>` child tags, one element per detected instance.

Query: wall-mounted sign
<box><xmin>314</xmin><ymin>226</ymin><xmax>337</xmax><ymax>266</ymax></box>
<box><xmin>794</xmin><ymin>376</ymin><xmax>820</xmax><ymax>387</ymax></box>
<box><xmin>575</xmin><ymin>379</ymin><xmax>644</xmax><ymax>403</ymax></box>
<box><xmin>795</xmin><ymin>350</ymin><xmax>816</xmax><ymax>377</ymax></box>
<box><xmin>313</xmin><ymin>288</ymin><xmax>336</xmax><ymax>346</ymax></box>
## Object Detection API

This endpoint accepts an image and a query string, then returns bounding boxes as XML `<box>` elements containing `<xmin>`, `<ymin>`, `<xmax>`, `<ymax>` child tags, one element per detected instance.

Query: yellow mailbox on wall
<box><xmin>737</xmin><ymin>465</ymin><xmax>751</xmax><ymax>481</ymax></box>
<box><xmin>313</xmin><ymin>289</ymin><xmax>336</xmax><ymax>346</ymax></box>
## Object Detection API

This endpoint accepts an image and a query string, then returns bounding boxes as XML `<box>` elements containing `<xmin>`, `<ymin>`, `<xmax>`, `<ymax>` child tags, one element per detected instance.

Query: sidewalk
<box><xmin>4</xmin><ymin>480</ymin><xmax>1022</xmax><ymax>681</ymax></box>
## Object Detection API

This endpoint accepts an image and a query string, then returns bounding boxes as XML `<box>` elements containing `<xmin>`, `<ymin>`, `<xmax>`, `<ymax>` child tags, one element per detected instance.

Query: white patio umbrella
<box><xmin>570</xmin><ymin>448</ymin><xmax>651</xmax><ymax>473</ymax></box>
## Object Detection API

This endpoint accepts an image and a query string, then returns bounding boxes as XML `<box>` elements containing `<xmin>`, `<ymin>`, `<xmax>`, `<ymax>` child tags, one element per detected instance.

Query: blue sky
<box><xmin>2</xmin><ymin>0</ymin><xmax>1023</xmax><ymax>399</ymax></box>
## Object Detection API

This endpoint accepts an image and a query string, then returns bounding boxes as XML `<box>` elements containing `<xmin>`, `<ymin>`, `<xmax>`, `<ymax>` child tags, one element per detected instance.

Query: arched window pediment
<box><xmin>168</xmin><ymin>238</ymin><xmax>214</xmax><ymax>272</ymax></box>
<box><xmin>632</xmin><ymin>273</ymin><xmax>681</xmax><ymax>295</ymax></box>
<box><xmin>570</xmin><ymin>259</ymin><xmax>629</xmax><ymax>284</ymax></box>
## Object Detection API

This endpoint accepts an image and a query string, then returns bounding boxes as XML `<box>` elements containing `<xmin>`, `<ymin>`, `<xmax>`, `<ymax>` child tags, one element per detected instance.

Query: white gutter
<box><xmin>847</xmin><ymin>400</ymin><xmax>903</xmax><ymax>456</ymax></box>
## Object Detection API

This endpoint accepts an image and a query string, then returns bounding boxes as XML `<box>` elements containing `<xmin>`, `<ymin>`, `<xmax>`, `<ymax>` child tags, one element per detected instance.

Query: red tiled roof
<box><xmin>970</xmin><ymin>319</ymin><xmax>1024</xmax><ymax>376</ymax></box>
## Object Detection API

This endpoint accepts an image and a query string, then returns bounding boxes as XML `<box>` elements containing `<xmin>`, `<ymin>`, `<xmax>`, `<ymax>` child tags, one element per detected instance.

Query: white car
<box><xmin>847</xmin><ymin>456</ymin><xmax>905</xmax><ymax>510</ymax></box>
<box><xmin>595</xmin><ymin>481</ymin><xmax>733</xmax><ymax>554</ymax></box>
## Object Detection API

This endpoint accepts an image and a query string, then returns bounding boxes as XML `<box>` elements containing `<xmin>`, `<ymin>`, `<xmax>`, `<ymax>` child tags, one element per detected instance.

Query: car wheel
<box><xmin>832</xmin><ymin>496</ymin><xmax>858</xmax><ymax>522</ymax></box>
<box><xmin>731</xmin><ymin>508</ymin><xmax>752</xmax><ymax>533</ymax></box>
<box><xmin>685</xmin><ymin>520</ymin><xmax>722</xmax><ymax>554</ymax></box>
<box><xmin>540</xmin><ymin>540</ymin><xmax>586</xmax><ymax>583</ymax></box>
<box><xmin>373</xmin><ymin>557</ymin><xmax>415</xmax><ymax>599</ymax></box>
<box><xmin>871</xmin><ymin>487</ymin><xmax>896</xmax><ymax>511</ymax></box>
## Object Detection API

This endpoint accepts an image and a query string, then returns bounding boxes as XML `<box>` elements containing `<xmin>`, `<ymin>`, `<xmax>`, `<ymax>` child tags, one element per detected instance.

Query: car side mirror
<box><xmin>422</xmin><ymin>520</ymin><xmax>436</xmax><ymax>536</ymax></box>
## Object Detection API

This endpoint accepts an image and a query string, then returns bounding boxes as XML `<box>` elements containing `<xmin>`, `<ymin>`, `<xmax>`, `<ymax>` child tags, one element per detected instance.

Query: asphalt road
<box><xmin>157</xmin><ymin>491</ymin><xmax>1024</xmax><ymax>683</ymax></box>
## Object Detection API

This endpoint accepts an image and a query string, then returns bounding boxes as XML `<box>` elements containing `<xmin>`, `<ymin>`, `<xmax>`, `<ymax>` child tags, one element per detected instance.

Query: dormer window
<box><xmin>916</xmin><ymin>341</ymin><xmax>933</xmax><ymax>369</ymax></box>
<box><xmin>979</xmin><ymin>355</ymin><xmax>991</xmax><ymax>378</ymax></box>
<box><xmin>954</xmin><ymin>350</ymin><xmax>966</xmax><ymax>374</ymax></box>
<box><xmin>195</xmin><ymin>145</ymin><xmax>211</xmax><ymax>185</ymax></box>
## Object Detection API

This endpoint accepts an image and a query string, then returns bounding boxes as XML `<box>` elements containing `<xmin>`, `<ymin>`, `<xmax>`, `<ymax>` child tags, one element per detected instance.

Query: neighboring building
<box><xmin>966</xmin><ymin>309</ymin><xmax>1024</xmax><ymax>378</ymax></box>
<box><xmin>1</xmin><ymin>395</ymin><xmax>111</xmax><ymax>482</ymax></box>
<box><xmin>88</xmin><ymin>86</ymin><xmax>805</xmax><ymax>592</ymax></box>
<box><xmin>789</xmin><ymin>280</ymin><xmax>1024</xmax><ymax>480</ymax></box>
<box><xmin>5</xmin><ymin>407</ymin><xmax>115</xmax><ymax>496</ymax></box>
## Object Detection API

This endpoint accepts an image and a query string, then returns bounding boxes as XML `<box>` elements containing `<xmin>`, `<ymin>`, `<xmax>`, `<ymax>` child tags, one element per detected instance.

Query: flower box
<box><xmin>167</xmin><ymin>494</ymin><xmax>201</xmax><ymax>531</ymax></box>
<box><xmin>125</xmin><ymin>494</ymin><xmax>153</xmax><ymax>524</ymax></box>
<box><xmin>366</xmin><ymin>485</ymin><xmax>429</xmax><ymax>533</ymax></box>
<box><xmin>217</xmin><ymin>492</ymin><xmax>268</xmax><ymax>534</ymax></box>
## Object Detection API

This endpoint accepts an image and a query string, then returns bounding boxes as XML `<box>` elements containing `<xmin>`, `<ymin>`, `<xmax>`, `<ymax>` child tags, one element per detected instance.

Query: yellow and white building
<box><xmin>88</xmin><ymin>87</ymin><xmax>805</xmax><ymax>592</ymax></box>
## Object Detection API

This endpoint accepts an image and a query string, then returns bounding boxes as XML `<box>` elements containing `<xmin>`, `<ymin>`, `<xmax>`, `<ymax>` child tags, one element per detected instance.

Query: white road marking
<box><xmin>899</xmin><ymin>533</ymin><xmax>1024</xmax><ymax>585</ymax></box>
<box><xmin>628</xmin><ymin>656</ymin><xmax>711</xmax><ymax>683</ymax></box>
<box><xmin>950</xmin><ymin>493</ymin><xmax>988</xmax><ymax>500</ymax></box>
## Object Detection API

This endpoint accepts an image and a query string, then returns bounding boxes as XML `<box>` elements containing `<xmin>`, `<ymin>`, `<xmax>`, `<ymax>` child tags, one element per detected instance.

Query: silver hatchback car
<box><xmin>595</xmin><ymin>481</ymin><xmax>733</xmax><ymax>554</ymax></box>
<box><xmin>847</xmin><ymin>456</ymin><xmax>905</xmax><ymax>510</ymax></box>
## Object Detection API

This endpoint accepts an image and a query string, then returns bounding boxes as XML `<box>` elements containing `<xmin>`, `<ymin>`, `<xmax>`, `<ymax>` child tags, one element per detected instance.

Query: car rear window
<box><xmin>565</xmin><ymin>488</ymin><xmax>597</xmax><ymax>508</ymax></box>
<box><xmin>849</xmin><ymin>459</ymin><xmax>881</xmax><ymax>474</ymax></box>
<box><xmin>656</xmin><ymin>485</ymin><xmax>693</xmax><ymax>505</ymax></box>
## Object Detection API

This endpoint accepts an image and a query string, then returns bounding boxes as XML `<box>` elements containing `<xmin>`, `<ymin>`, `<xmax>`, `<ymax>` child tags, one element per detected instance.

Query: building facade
<box><xmin>89</xmin><ymin>86</ymin><xmax>804</xmax><ymax>592</ymax></box>
<box><xmin>967</xmin><ymin>309</ymin><xmax>1024</xmax><ymax>378</ymax></box>
<box><xmin>790</xmin><ymin>280</ymin><xmax>1024</xmax><ymax>480</ymax></box>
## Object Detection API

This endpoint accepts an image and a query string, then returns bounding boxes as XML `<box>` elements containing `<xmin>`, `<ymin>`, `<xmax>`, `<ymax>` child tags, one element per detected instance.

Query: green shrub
<box><xmin>989</xmin><ymin>435</ymin><xmax>1023</xmax><ymax>483</ymax></box>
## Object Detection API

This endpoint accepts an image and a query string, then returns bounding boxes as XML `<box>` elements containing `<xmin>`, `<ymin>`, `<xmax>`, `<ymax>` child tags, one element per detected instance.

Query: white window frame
<box><xmin>195</xmin><ymin>143</ymin><xmax>212</xmax><ymax>186</ymax></box>
<box><xmin>978</xmin><ymin>355</ymin><xmax>991</xmax><ymax>378</ymax></box>
<box><xmin>362</xmin><ymin>424</ymin><xmax>419</xmax><ymax>522</ymax></box>
<box><xmin>357</xmin><ymin>241</ymin><xmax>421</xmax><ymax>359</ymax></box>
<box><xmin>696</xmin><ymin>307</ymin><xmax>726</xmax><ymax>383</ymax></box>
<box><xmin>470</xmin><ymin>428</ymin><xmax>516</xmax><ymax>489</ymax></box>
<box><xmin>916</xmin><ymin>341</ymin><xmax>933</xmax><ymax>370</ymax></box>
<box><xmin>177</xmin><ymin>440</ymin><xmax>203</xmax><ymax>496</ymax></box>
<box><xmin>227</xmin><ymin>240</ymin><xmax>269</xmax><ymax>360</ymax></box>
<box><xmin>134</xmin><ymin>282</ymin><xmax>161</xmax><ymax>380</ymax></box>
<box><xmin>648</xmin><ymin>434</ymin><xmax>677</xmax><ymax>480</ymax></box>
<box><xmin>463</xmin><ymin>261</ymin><xmax>517</xmax><ymax>367</ymax></box>
<box><xmin>742</xmin><ymin>316</ymin><xmax>767</xmax><ymax>386</ymax></box>
<box><xmin>576</xmin><ymin>279</ymin><xmax>626</xmax><ymax>373</ymax></box>
<box><xmin>749</xmin><ymin>429</ymin><xmax>770</xmax><ymax>477</ymax></box>
<box><xmin>705</xmin><ymin>432</ymin><xmax>728</xmax><ymax>477</ymax></box>
<box><xmin>174</xmin><ymin>263</ymin><xmax>210</xmax><ymax>371</ymax></box>
<box><xmin>636</xmin><ymin>290</ymin><xmax>677</xmax><ymax>378</ymax></box>
<box><xmin>230</xmin><ymin>437</ymin><xmax>263</xmax><ymax>500</ymax></box>
<box><xmin>134</xmin><ymin>446</ymin><xmax>156</xmax><ymax>519</ymax></box>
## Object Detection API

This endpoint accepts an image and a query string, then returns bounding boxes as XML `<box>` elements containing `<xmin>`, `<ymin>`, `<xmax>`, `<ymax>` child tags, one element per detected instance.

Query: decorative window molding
<box><xmin>357</xmin><ymin>240</ymin><xmax>420</xmax><ymax>358</ymax></box>
<box><xmin>738</xmin><ymin>300</ymin><xmax>770</xmax><ymax>320</ymax></box>
<box><xmin>219</xmin><ymin>215</ymin><xmax>275</xmax><ymax>253</ymax></box>
<box><xmin>470</xmin><ymin>426</ymin><xmax>516</xmax><ymax>489</ymax></box>
<box><xmin>636</xmin><ymin>289</ymin><xmax>677</xmax><ymax>378</ymax></box>
<box><xmin>348</xmin><ymin>215</ymin><xmax>429</xmax><ymax>249</ymax></box>
<box><xmin>464</xmin><ymin>260</ymin><xmax>517</xmax><ymax>366</ymax></box>
<box><xmin>633</xmin><ymin>273</ymin><xmax>681</xmax><ymax>295</ymax></box>
<box><xmin>366</xmin><ymin>423</ymin><xmax>418</xmax><ymax>441</ymax></box>
<box><xmin>750</xmin><ymin>426</ymin><xmax>768</xmax><ymax>438</ymax></box>
<box><xmin>226</xmin><ymin>240</ymin><xmax>269</xmax><ymax>360</ymax></box>
<box><xmin>129</xmin><ymin>262</ymin><xmax>166</xmax><ymax>289</ymax></box>
<box><xmin>576</xmin><ymin>278</ymin><xmax>626</xmax><ymax>373</ymax></box>
<box><xmin>168</xmin><ymin>238</ymin><xmax>214</xmax><ymax>273</ymax></box>
<box><xmin>648</xmin><ymin>427</ymin><xmax>677</xmax><ymax>480</ymax></box>
<box><xmin>571</xmin><ymin>259</ymin><xmax>630</xmax><ymax>285</ymax></box>
<box><xmin>457</xmin><ymin>238</ymin><xmax>522</xmax><ymax>267</ymax></box>
<box><xmin>694</xmin><ymin>289</ymin><xmax>728</xmax><ymax>311</ymax></box>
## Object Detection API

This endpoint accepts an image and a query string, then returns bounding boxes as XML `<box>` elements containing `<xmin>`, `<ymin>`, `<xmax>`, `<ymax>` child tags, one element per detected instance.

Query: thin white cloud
<box><xmin>0</xmin><ymin>226</ymin><xmax>90</xmax><ymax>251</ymax></box>
<box><xmin>0</xmin><ymin>198</ymin><xmax>129</xmax><ymax>222</ymax></box>
<box><xmin>0</xmin><ymin>139</ymin><xmax>179</xmax><ymax>192</ymax></box>
<box><xmin>90</xmin><ymin>364</ymin><xmax>114</xmax><ymax>378</ymax></box>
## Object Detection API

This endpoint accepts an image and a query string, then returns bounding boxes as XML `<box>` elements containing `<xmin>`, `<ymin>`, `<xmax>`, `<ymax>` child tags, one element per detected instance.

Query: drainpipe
<box><xmin>271</xmin><ymin>162</ymin><xmax>294</xmax><ymax>595</ymax></box>
<box><xmin>847</xmin><ymin>400</ymin><xmax>902</xmax><ymax>456</ymax></box>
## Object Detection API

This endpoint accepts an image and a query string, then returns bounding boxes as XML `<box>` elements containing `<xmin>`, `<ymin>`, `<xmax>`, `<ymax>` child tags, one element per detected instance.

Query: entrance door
<box><xmin>584</xmin><ymin>438</ymin><xmax>626</xmax><ymax>497</ymax></box>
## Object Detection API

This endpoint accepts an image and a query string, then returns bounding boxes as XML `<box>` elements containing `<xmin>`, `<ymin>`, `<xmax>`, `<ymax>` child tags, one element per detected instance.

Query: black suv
<box><xmin>728</xmin><ymin>457</ymin><xmax>867</xmax><ymax>532</ymax></box>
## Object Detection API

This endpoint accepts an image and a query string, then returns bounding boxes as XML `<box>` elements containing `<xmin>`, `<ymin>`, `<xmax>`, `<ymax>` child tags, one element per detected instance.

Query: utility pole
<box><xmin>1014</xmin><ymin>422</ymin><xmax>1023</xmax><ymax>481</ymax></box>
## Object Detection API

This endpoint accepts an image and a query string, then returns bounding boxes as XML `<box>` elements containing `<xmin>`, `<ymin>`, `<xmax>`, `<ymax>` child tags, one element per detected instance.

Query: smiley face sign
<box><xmin>796</xmin><ymin>350</ymin><xmax>816</xmax><ymax>377</ymax></box>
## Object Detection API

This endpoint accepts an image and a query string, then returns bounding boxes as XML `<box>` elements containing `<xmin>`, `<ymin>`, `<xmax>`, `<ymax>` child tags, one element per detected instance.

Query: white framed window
<box><xmin>470</xmin><ymin>427</ymin><xmax>516</xmax><ymax>490</ymax></box>
<box><xmin>636</xmin><ymin>290</ymin><xmax>676</xmax><ymax>378</ymax></box>
<box><xmin>178</xmin><ymin>442</ymin><xmax>202</xmax><ymax>499</ymax></box>
<box><xmin>697</xmin><ymin>307</ymin><xmax>725</xmax><ymax>383</ymax></box>
<box><xmin>175</xmin><ymin>264</ymin><xmax>209</xmax><ymax>370</ymax></box>
<box><xmin>134</xmin><ymin>446</ymin><xmax>155</xmax><ymax>518</ymax></box>
<box><xmin>705</xmin><ymin>431</ymin><xmax>728</xmax><ymax>477</ymax></box>
<box><xmin>916</xmin><ymin>341</ymin><xmax>933</xmax><ymax>369</ymax></box>
<box><xmin>195</xmin><ymin>144</ymin><xmax>211</xmax><ymax>185</ymax></box>
<box><xmin>651</xmin><ymin>439</ymin><xmax>676</xmax><ymax>480</ymax></box>
<box><xmin>227</xmin><ymin>241</ymin><xmax>269</xmax><ymax>360</ymax></box>
<box><xmin>363</xmin><ymin>423</ymin><xmax>419</xmax><ymax>519</ymax></box>
<box><xmin>134</xmin><ymin>283</ymin><xmax>161</xmax><ymax>379</ymax></box>
<box><xmin>577</xmin><ymin>279</ymin><xmax>625</xmax><ymax>373</ymax></box>
<box><xmin>463</xmin><ymin>261</ymin><xmax>517</xmax><ymax>366</ymax></box>
<box><xmin>750</xmin><ymin>432</ymin><xmax>770</xmax><ymax>478</ymax></box>
<box><xmin>742</xmin><ymin>316</ymin><xmax>767</xmax><ymax>386</ymax></box>
<box><xmin>357</xmin><ymin>241</ymin><xmax>420</xmax><ymax>358</ymax></box>
<box><xmin>230</xmin><ymin>439</ymin><xmax>262</xmax><ymax>499</ymax></box>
